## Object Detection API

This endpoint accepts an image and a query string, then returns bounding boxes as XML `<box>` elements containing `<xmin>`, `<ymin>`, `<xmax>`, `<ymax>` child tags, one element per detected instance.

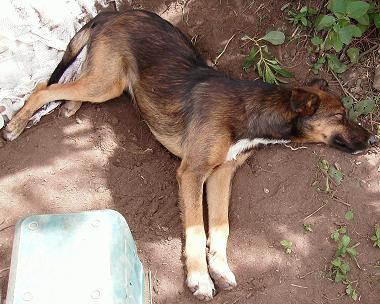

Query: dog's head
<box><xmin>290</xmin><ymin>79</ymin><xmax>377</xmax><ymax>154</ymax></box>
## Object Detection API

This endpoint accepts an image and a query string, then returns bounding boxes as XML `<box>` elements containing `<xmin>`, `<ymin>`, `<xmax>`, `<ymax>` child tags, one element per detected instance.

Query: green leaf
<box><xmin>347</xmin><ymin>47</ymin><xmax>360</xmax><ymax>64</ymax></box>
<box><xmin>354</xmin><ymin>99</ymin><xmax>376</xmax><ymax>116</ymax></box>
<box><xmin>341</xmin><ymin>235</ymin><xmax>351</xmax><ymax>246</ymax></box>
<box><xmin>342</xmin><ymin>96</ymin><xmax>354</xmax><ymax>110</ymax></box>
<box><xmin>327</xmin><ymin>54</ymin><xmax>347</xmax><ymax>74</ymax></box>
<box><xmin>348</xmin><ymin>24</ymin><xmax>362</xmax><ymax>37</ymax></box>
<box><xmin>335</xmin><ymin>271</ymin><xmax>346</xmax><ymax>282</ymax></box>
<box><xmin>328</xmin><ymin>0</ymin><xmax>348</xmax><ymax>15</ymax></box>
<box><xmin>311</xmin><ymin>36</ymin><xmax>322</xmax><ymax>46</ymax></box>
<box><xmin>352</xmin><ymin>290</ymin><xmax>359</xmax><ymax>301</ymax></box>
<box><xmin>301</xmin><ymin>16</ymin><xmax>308</xmax><ymax>26</ymax></box>
<box><xmin>280</xmin><ymin>239</ymin><xmax>292</xmax><ymax>247</ymax></box>
<box><xmin>269</xmin><ymin>64</ymin><xmax>294</xmax><ymax>78</ymax></box>
<box><xmin>328</xmin><ymin>164</ymin><xmax>343</xmax><ymax>185</ymax></box>
<box><xmin>346</xmin><ymin>1</ymin><xmax>370</xmax><ymax>19</ymax></box>
<box><xmin>264</xmin><ymin>66</ymin><xmax>277</xmax><ymax>84</ymax></box>
<box><xmin>346</xmin><ymin>246</ymin><xmax>357</xmax><ymax>256</ymax></box>
<box><xmin>333</xmin><ymin>35</ymin><xmax>344</xmax><ymax>52</ymax></box>
<box><xmin>243</xmin><ymin>46</ymin><xmax>259</xmax><ymax>71</ymax></box>
<box><xmin>355</xmin><ymin>13</ymin><xmax>370</xmax><ymax>25</ymax></box>
<box><xmin>374</xmin><ymin>13</ymin><xmax>380</xmax><ymax>28</ymax></box>
<box><xmin>338</xmin><ymin>25</ymin><xmax>354</xmax><ymax>44</ymax></box>
<box><xmin>331</xmin><ymin>230</ymin><xmax>340</xmax><ymax>242</ymax></box>
<box><xmin>261</xmin><ymin>31</ymin><xmax>285</xmax><ymax>45</ymax></box>
<box><xmin>340</xmin><ymin>262</ymin><xmax>350</xmax><ymax>274</ymax></box>
<box><xmin>331</xmin><ymin>256</ymin><xmax>342</xmax><ymax>267</ymax></box>
<box><xmin>300</xmin><ymin>6</ymin><xmax>308</xmax><ymax>14</ymax></box>
<box><xmin>376</xmin><ymin>228</ymin><xmax>380</xmax><ymax>238</ymax></box>
<box><xmin>345</xmin><ymin>210</ymin><xmax>354</xmax><ymax>221</ymax></box>
<box><xmin>315</xmin><ymin>15</ymin><xmax>336</xmax><ymax>31</ymax></box>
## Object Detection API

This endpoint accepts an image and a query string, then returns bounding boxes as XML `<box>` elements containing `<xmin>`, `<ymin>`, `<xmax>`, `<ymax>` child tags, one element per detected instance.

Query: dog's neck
<box><xmin>231</xmin><ymin>81</ymin><xmax>300</xmax><ymax>142</ymax></box>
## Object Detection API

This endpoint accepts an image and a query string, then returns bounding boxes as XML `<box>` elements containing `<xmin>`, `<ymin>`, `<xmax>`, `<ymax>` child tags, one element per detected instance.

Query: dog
<box><xmin>3</xmin><ymin>10</ymin><xmax>377</xmax><ymax>301</ymax></box>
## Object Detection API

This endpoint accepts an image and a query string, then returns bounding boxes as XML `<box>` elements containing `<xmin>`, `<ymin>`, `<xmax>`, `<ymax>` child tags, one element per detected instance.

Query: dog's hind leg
<box><xmin>206</xmin><ymin>152</ymin><xmax>251</xmax><ymax>290</ymax></box>
<box><xmin>3</xmin><ymin>74</ymin><xmax>126</xmax><ymax>141</ymax></box>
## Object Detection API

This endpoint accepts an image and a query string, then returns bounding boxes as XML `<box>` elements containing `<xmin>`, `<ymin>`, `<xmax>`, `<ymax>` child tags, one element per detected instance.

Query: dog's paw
<box><xmin>187</xmin><ymin>271</ymin><xmax>215</xmax><ymax>301</ymax></box>
<box><xmin>2</xmin><ymin>118</ymin><xmax>27</xmax><ymax>141</ymax></box>
<box><xmin>60</xmin><ymin>101</ymin><xmax>82</xmax><ymax>118</ymax></box>
<box><xmin>208</xmin><ymin>253</ymin><xmax>237</xmax><ymax>290</ymax></box>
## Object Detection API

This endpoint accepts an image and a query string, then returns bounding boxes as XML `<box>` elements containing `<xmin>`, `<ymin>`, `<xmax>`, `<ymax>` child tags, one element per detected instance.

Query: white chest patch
<box><xmin>225</xmin><ymin>138</ymin><xmax>290</xmax><ymax>161</ymax></box>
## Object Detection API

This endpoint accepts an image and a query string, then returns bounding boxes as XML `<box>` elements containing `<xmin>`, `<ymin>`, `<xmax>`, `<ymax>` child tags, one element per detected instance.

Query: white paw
<box><xmin>60</xmin><ymin>102</ymin><xmax>81</xmax><ymax>118</ymax></box>
<box><xmin>208</xmin><ymin>253</ymin><xmax>237</xmax><ymax>290</ymax></box>
<box><xmin>187</xmin><ymin>271</ymin><xmax>215</xmax><ymax>301</ymax></box>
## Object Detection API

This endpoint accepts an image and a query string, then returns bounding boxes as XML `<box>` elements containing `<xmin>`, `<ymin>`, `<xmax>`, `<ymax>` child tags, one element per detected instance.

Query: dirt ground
<box><xmin>1</xmin><ymin>1</ymin><xmax>379</xmax><ymax>303</ymax></box>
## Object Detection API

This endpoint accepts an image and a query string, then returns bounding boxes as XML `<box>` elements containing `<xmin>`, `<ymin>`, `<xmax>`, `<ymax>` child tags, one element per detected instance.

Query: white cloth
<box><xmin>0</xmin><ymin>0</ymin><xmax>111</xmax><ymax>129</ymax></box>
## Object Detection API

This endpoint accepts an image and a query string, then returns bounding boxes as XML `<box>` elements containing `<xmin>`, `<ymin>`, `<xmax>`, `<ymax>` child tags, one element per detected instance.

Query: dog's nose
<box><xmin>368</xmin><ymin>135</ymin><xmax>378</xmax><ymax>146</ymax></box>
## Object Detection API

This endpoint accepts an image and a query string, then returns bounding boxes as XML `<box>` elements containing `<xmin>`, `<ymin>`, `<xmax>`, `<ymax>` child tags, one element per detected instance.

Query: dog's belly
<box><xmin>149</xmin><ymin>127</ymin><xmax>183</xmax><ymax>157</ymax></box>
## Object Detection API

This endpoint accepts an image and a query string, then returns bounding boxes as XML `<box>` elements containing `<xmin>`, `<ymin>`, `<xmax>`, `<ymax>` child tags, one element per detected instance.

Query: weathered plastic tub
<box><xmin>6</xmin><ymin>209</ymin><xmax>144</xmax><ymax>304</ymax></box>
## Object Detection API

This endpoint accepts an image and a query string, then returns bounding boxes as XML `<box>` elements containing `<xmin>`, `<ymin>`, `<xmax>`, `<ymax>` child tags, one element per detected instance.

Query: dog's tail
<box><xmin>47</xmin><ymin>12</ymin><xmax>117</xmax><ymax>86</ymax></box>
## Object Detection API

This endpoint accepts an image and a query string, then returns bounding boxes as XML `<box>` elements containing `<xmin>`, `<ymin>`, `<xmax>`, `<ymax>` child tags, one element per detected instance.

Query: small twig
<box><xmin>0</xmin><ymin>224</ymin><xmax>14</xmax><ymax>232</ymax></box>
<box><xmin>353</xmin><ymin>256</ymin><xmax>362</xmax><ymax>270</ymax></box>
<box><xmin>214</xmin><ymin>34</ymin><xmax>236</xmax><ymax>66</ymax></box>
<box><xmin>330</xmin><ymin>70</ymin><xmax>358</xmax><ymax>102</ymax></box>
<box><xmin>331</xmin><ymin>195</ymin><xmax>351</xmax><ymax>207</ymax></box>
<box><xmin>298</xmin><ymin>270</ymin><xmax>315</xmax><ymax>279</ymax></box>
<box><xmin>284</xmin><ymin>144</ymin><xmax>308</xmax><ymax>151</ymax></box>
<box><xmin>290</xmin><ymin>283</ymin><xmax>308</xmax><ymax>289</ymax></box>
<box><xmin>304</xmin><ymin>202</ymin><xmax>327</xmax><ymax>220</ymax></box>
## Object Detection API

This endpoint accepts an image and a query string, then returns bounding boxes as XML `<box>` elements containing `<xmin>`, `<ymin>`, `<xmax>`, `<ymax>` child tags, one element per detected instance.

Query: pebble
<box><xmin>264</xmin><ymin>188</ymin><xmax>269</xmax><ymax>194</ymax></box>
<box><xmin>96</xmin><ymin>186</ymin><xmax>106</xmax><ymax>193</ymax></box>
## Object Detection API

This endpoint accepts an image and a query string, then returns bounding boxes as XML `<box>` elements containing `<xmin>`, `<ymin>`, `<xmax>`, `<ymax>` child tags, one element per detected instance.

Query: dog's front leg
<box><xmin>206</xmin><ymin>153</ymin><xmax>251</xmax><ymax>290</ymax></box>
<box><xmin>177</xmin><ymin>160</ymin><xmax>215</xmax><ymax>301</ymax></box>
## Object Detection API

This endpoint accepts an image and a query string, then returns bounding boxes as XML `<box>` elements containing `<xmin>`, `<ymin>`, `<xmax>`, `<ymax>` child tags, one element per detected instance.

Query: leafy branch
<box><xmin>242</xmin><ymin>31</ymin><xmax>293</xmax><ymax>84</ymax></box>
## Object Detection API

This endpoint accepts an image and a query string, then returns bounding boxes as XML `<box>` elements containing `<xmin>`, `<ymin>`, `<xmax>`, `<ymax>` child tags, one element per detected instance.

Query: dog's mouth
<box><xmin>330</xmin><ymin>135</ymin><xmax>370</xmax><ymax>154</ymax></box>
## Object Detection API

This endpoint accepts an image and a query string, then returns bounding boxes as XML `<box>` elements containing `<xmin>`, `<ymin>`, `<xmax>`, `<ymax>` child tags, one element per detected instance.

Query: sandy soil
<box><xmin>1</xmin><ymin>1</ymin><xmax>379</xmax><ymax>303</ymax></box>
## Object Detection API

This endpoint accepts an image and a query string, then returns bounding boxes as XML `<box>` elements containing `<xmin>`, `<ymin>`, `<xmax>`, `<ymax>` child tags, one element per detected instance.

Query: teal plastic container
<box><xmin>6</xmin><ymin>209</ymin><xmax>144</xmax><ymax>304</ymax></box>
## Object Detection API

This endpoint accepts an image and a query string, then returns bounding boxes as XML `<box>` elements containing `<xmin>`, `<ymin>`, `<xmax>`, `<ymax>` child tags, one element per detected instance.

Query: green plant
<box><xmin>330</xmin><ymin>227</ymin><xmax>361</xmax><ymax>300</ymax></box>
<box><xmin>280</xmin><ymin>239</ymin><xmax>293</xmax><ymax>254</ymax></box>
<box><xmin>345</xmin><ymin>209</ymin><xmax>354</xmax><ymax>221</ymax></box>
<box><xmin>370</xmin><ymin>227</ymin><xmax>380</xmax><ymax>248</ymax></box>
<box><xmin>335</xmin><ymin>234</ymin><xmax>359</xmax><ymax>257</ymax></box>
<box><xmin>319</xmin><ymin>159</ymin><xmax>343</xmax><ymax>186</ymax></box>
<box><xmin>304</xmin><ymin>223</ymin><xmax>313</xmax><ymax>232</ymax></box>
<box><xmin>242</xmin><ymin>31</ymin><xmax>293</xmax><ymax>84</ymax></box>
<box><xmin>309</xmin><ymin>0</ymin><xmax>380</xmax><ymax>74</ymax></box>
<box><xmin>331</xmin><ymin>256</ymin><xmax>350</xmax><ymax>282</ymax></box>
<box><xmin>331</xmin><ymin>226</ymin><xmax>347</xmax><ymax>242</ymax></box>
<box><xmin>345</xmin><ymin>281</ymin><xmax>359</xmax><ymax>301</ymax></box>
<box><xmin>288</xmin><ymin>6</ymin><xmax>317</xmax><ymax>28</ymax></box>
<box><xmin>341</xmin><ymin>96</ymin><xmax>377</xmax><ymax>121</ymax></box>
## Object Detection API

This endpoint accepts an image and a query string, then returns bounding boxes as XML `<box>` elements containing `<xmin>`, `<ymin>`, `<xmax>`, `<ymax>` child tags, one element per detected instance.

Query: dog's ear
<box><xmin>290</xmin><ymin>89</ymin><xmax>320</xmax><ymax>116</ymax></box>
<box><xmin>308</xmin><ymin>78</ymin><xmax>328</xmax><ymax>90</ymax></box>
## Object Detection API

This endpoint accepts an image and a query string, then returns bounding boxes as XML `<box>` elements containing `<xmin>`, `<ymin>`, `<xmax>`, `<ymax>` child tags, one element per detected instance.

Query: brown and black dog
<box><xmin>3</xmin><ymin>10</ymin><xmax>377</xmax><ymax>301</ymax></box>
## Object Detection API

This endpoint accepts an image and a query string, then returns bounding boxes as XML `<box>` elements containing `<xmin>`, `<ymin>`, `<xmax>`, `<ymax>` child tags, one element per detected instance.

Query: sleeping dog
<box><xmin>3</xmin><ymin>10</ymin><xmax>377</xmax><ymax>301</ymax></box>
